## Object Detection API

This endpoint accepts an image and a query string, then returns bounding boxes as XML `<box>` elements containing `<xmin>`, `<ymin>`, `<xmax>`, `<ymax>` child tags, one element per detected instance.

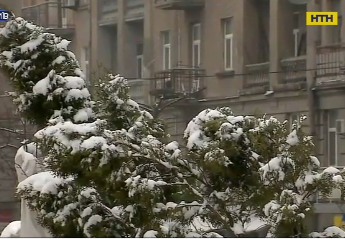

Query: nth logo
<box><xmin>306</xmin><ymin>12</ymin><xmax>338</xmax><ymax>25</ymax></box>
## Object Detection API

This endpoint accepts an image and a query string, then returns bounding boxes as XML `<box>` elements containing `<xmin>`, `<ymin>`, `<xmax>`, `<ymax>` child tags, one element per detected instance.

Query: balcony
<box><xmin>154</xmin><ymin>0</ymin><xmax>205</xmax><ymax>10</ymax></box>
<box><xmin>280</xmin><ymin>56</ymin><xmax>307</xmax><ymax>83</ymax></box>
<box><xmin>316</xmin><ymin>44</ymin><xmax>345</xmax><ymax>86</ymax></box>
<box><xmin>22</xmin><ymin>2</ymin><xmax>75</xmax><ymax>36</ymax></box>
<box><xmin>99</xmin><ymin>0</ymin><xmax>118</xmax><ymax>26</ymax></box>
<box><xmin>125</xmin><ymin>0</ymin><xmax>144</xmax><ymax>22</ymax></box>
<box><xmin>240</xmin><ymin>62</ymin><xmax>270</xmax><ymax>95</ymax></box>
<box><xmin>127</xmin><ymin>79</ymin><xmax>148</xmax><ymax>104</ymax></box>
<box><xmin>271</xmin><ymin>56</ymin><xmax>307</xmax><ymax>92</ymax></box>
<box><xmin>151</xmin><ymin>68</ymin><xmax>206</xmax><ymax>99</ymax></box>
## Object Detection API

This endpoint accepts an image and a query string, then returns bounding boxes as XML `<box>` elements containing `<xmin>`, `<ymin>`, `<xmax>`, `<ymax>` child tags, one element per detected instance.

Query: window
<box><xmin>61</xmin><ymin>0</ymin><xmax>68</xmax><ymax>28</ymax></box>
<box><xmin>223</xmin><ymin>18</ymin><xmax>233</xmax><ymax>70</ymax></box>
<box><xmin>80</xmin><ymin>47</ymin><xmax>89</xmax><ymax>85</ymax></box>
<box><xmin>327</xmin><ymin>110</ymin><xmax>341</xmax><ymax>166</ymax></box>
<box><xmin>292</xmin><ymin>12</ymin><xmax>306</xmax><ymax>57</ymax></box>
<box><xmin>290</xmin><ymin>113</ymin><xmax>301</xmax><ymax>130</ymax></box>
<box><xmin>162</xmin><ymin>31</ymin><xmax>171</xmax><ymax>70</ymax></box>
<box><xmin>136</xmin><ymin>43</ymin><xmax>143</xmax><ymax>78</ymax></box>
<box><xmin>192</xmin><ymin>23</ymin><xmax>201</xmax><ymax>67</ymax></box>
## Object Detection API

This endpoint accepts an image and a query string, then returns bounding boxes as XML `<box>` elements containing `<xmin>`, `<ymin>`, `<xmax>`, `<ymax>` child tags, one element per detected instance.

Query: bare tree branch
<box><xmin>0</xmin><ymin>127</ymin><xmax>24</xmax><ymax>135</ymax></box>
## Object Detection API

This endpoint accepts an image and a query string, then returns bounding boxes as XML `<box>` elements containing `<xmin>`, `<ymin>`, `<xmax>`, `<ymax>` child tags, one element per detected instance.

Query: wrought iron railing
<box><xmin>244</xmin><ymin>62</ymin><xmax>270</xmax><ymax>88</ymax></box>
<box><xmin>22</xmin><ymin>1</ymin><xmax>74</xmax><ymax>29</ymax></box>
<box><xmin>316</xmin><ymin>44</ymin><xmax>345</xmax><ymax>79</ymax></box>
<box><xmin>152</xmin><ymin>68</ymin><xmax>205</xmax><ymax>99</ymax></box>
<box><xmin>280</xmin><ymin>55</ymin><xmax>307</xmax><ymax>83</ymax></box>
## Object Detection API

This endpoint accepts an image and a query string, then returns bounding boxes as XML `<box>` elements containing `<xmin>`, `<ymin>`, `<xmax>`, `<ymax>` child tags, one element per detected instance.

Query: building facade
<box><xmin>20</xmin><ymin>0</ymin><xmax>345</xmax><ymax>232</ymax></box>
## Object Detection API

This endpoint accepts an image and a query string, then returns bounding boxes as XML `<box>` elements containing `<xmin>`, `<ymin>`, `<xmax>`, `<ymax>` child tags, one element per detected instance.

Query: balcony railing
<box><xmin>154</xmin><ymin>0</ymin><xmax>205</xmax><ymax>10</ymax></box>
<box><xmin>127</xmin><ymin>79</ymin><xmax>148</xmax><ymax>104</ymax></box>
<box><xmin>125</xmin><ymin>0</ymin><xmax>144</xmax><ymax>21</ymax></box>
<box><xmin>151</xmin><ymin>68</ymin><xmax>206</xmax><ymax>99</ymax></box>
<box><xmin>280</xmin><ymin>56</ymin><xmax>307</xmax><ymax>83</ymax></box>
<box><xmin>316</xmin><ymin>44</ymin><xmax>345</xmax><ymax>84</ymax></box>
<box><xmin>22</xmin><ymin>2</ymin><xmax>74</xmax><ymax>31</ymax></box>
<box><xmin>99</xmin><ymin>0</ymin><xmax>118</xmax><ymax>26</ymax></box>
<box><xmin>244</xmin><ymin>62</ymin><xmax>270</xmax><ymax>88</ymax></box>
<box><xmin>101</xmin><ymin>0</ymin><xmax>118</xmax><ymax>13</ymax></box>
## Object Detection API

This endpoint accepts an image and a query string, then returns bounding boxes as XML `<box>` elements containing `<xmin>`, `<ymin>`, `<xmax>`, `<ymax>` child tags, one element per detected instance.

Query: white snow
<box><xmin>264</xmin><ymin>90</ymin><xmax>274</xmax><ymax>96</ymax></box>
<box><xmin>191</xmin><ymin>216</ymin><xmax>214</xmax><ymax>231</ymax></box>
<box><xmin>143</xmin><ymin>230</ymin><xmax>158</xmax><ymax>238</ymax></box>
<box><xmin>80</xmin><ymin>136</ymin><xmax>107</xmax><ymax>149</ymax></box>
<box><xmin>83</xmin><ymin>215</ymin><xmax>102</xmax><ymax>237</ymax></box>
<box><xmin>260</xmin><ymin>156</ymin><xmax>294</xmax><ymax>181</ymax></box>
<box><xmin>73</xmin><ymin>108</ymin><xmax>94</xmax><ymax>122</ymax></box>
<box><xmin>286</xmin><ymin>130</ymin><xmax>299</xmax><ymax>146</ymax></box>
<box><xmin>33</xmin><ymin>75</ymin><xmax>51</xmax><ymax>95</ymax></box>
<box><xmin>0</xmin><ymin>221</ymin><xmax>21</xmax><ymax>237</ymax></box>
<box><xmin>17</xmin><ymin>171</ymin><xmax>72</xmax><ymax>195</ymax></box>
<box><xmin>19</xmin><ymin>34</ymin><xmax>46</xmax><ymax>53</ymax></box>
<box><xmin>333</xmin><ymin>175</ymin><xmax>343</xmax><ymax>183</ymax></box>
<box><xmin>184</xmin><ymin>109</ymin><xmax>226</xmax><ymax>149</ymax></box>
<box><xmin>231</xmin><ymin>216</ymin><xmax>267</xmax><ymax>235</ymax></box>
<box><xmin>52</xmin><ymin>56</ymin><xmax>66</xmax><ymax>65</ymax></box>
<box><xmin>310</xmin><ymin>226</ymin><xmax>345</xmax><ymax>238</ymax></box>
<box><xmin>310</xmin><ymin>156</ymin><xmax>320</xmax><ymax>167</ymax></box>
<box><xmin>53</xmin><ymin>203</ymin><xmax>78</xmax><ymax>224</ymax></box>
<box><xmin>80</xmin><ymin>188</ymin><xmax>97</xmax><ymax>199</ymax></box>
<box><xmin>323</xmin><ymin>166</ymin><xmax>340</xmax><ymax>174</ymax></box>
<box><xmin>64</xmin><ymin>76</ymin><xmax>86</xmax><ymax>89</ymax></box>
<box><xmin>56</xmin><ymin>39</ymin><xmax>70</xmax><ymax>50</ymax></box>
<box><xmin>65</xmin><ymin>88</ymin><xmax>90</xmax><ymax>101</ymax></box>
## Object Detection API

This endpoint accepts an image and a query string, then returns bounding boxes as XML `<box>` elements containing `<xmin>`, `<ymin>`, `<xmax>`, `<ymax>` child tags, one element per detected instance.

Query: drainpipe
<box><xmin>88</xmin><ymin>0</ymin><xmax>92</xmax><ymax>93</ymax></box>
<box><xmin>306</xmin><ymin>1</ymin><xmax>318</xmax><ymax>148</ymax></box>
<box><xmin>177</xmin><ymin>11</ymin><xmax>181</xmax><ymax>67</ymax></box>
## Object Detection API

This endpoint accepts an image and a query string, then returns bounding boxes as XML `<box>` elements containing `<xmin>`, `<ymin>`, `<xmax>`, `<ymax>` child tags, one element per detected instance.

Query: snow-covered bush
<box><xmin>181</xmin><ymin>108</ymin><xmax>345</xmax><ymax>237</ymax></box>
<box><xmin>310</xmin><ymin>226</ymin><xmax>345</xmax><ymax>238</ymax></box>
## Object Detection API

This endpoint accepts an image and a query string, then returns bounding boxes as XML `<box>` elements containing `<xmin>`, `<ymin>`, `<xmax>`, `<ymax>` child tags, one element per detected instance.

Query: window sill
<box><xmin>216</xmin><ymin>70</ymin><xmax>235</xmax><ymax>78</ymax></box>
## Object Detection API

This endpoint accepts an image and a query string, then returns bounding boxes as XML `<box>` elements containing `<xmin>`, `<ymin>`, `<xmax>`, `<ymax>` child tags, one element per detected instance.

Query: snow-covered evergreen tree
<box><xmin>182</xmin><ymin>108</ymin><xmax>345</xmax><ymax>237</ymax></box>
<box><xmin>0</xmin><ymin>18</ymin><xmax>196</xmax><ymax>237</ymax></box>
<box><xmin>0</xmin><ymin>17</ymin><xmax>91</xmax><ymax>127</ymax></box>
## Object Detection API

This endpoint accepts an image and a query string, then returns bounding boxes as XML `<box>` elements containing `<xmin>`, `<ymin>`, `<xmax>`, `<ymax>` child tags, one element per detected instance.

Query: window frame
<box><xmin>192</xmin><ymin>23</ymin><xmax>201</xmax><ymax>67</ymax></box>
<box><xmin>328</xmin><ymin>127</ymin><xmax>337</xmax><ymax>166</ymax></box>
<box><xmin>327</xmin><ymin>110</ymin><xmax>340</xmax><ymax>166</ymax></box>
<box><xmin>162</xmin><ymin>31</ymin><xmax>171</xmax><ymax>70</ymax></box>
<box><xmin>293</xmin><ymin>29</ymin><xmax>300</xmax><ymax>57</ymax></box>
<box><xmin>136</xmin><ymin>55</ymin><xmax>143</xmax><ymax>79</ymax></box>
<box><xmin>223</xmin><ymin>18</ymin><xmax>233</xmax><ymax>71</ymax></box>
<box><xmin>289</xmin><ymin>113</ymin><xmax>301</xmax><ymax>130</ymax></box>
<box><xmin>81</xmin><ymin>46</ymin><xmax>89</xmax><ymax>85</ymax></box>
